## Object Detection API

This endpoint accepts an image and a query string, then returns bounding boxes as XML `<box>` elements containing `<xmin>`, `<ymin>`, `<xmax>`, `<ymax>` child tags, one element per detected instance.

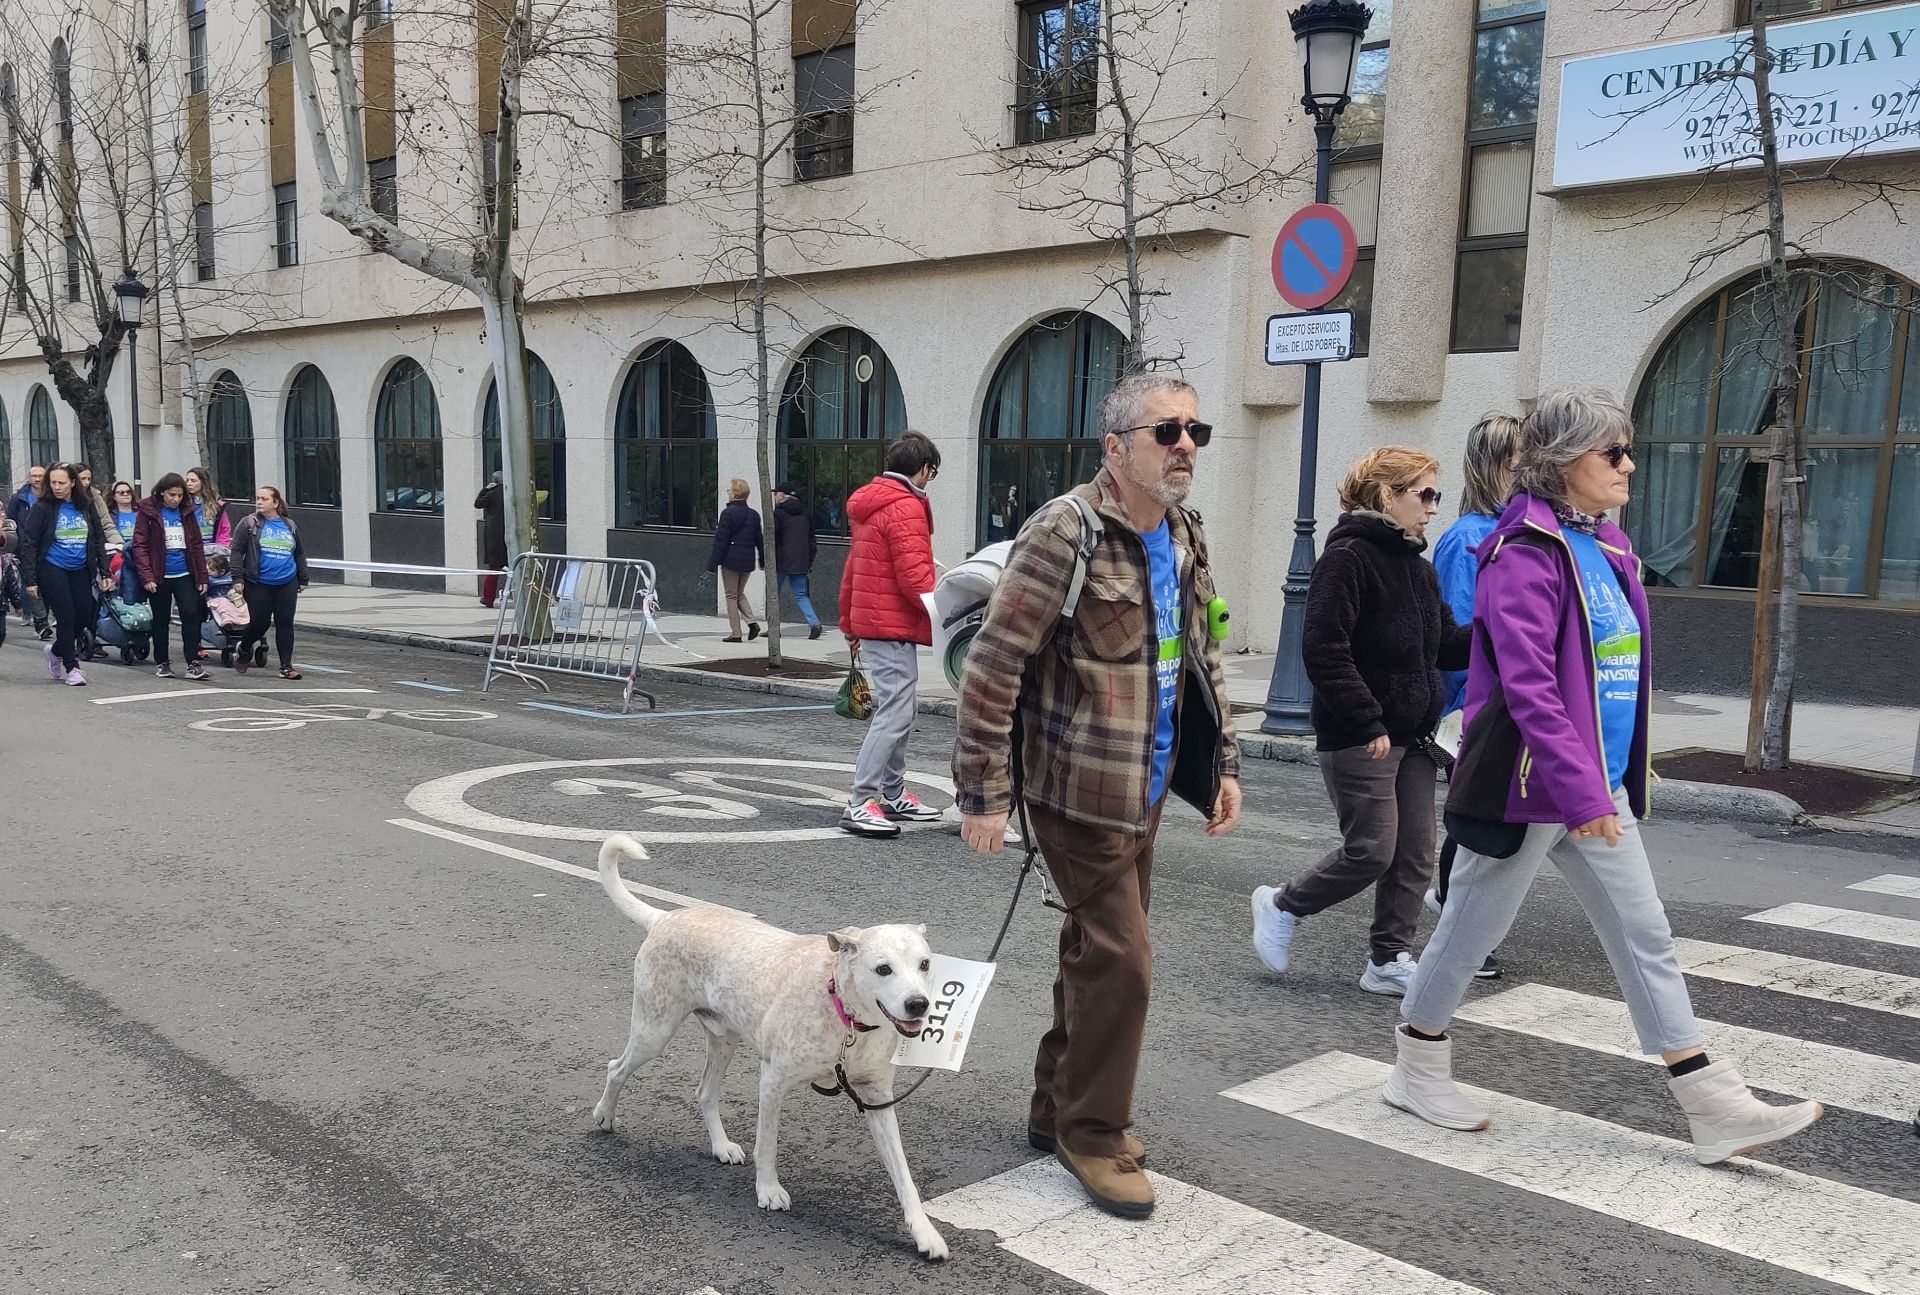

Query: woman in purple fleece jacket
<box><xmin>1382</xmin><ymin>390</ymin><xmax>1823</xmax><ymax>1168</ymax></box>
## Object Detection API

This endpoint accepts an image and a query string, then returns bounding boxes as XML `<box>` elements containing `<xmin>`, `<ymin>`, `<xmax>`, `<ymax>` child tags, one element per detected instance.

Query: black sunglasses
<box><xmin>1400</xmin><ymin>486</ymin><xmax>1443</xmax><ymax>508</ymax></box>
<box><xmin>1593</xmin><ymin>443</ymin><xmax>1636</xmax><ymax>469</ymax></box>
<box><xmin>1118</xmin><ymin>419</ymin><xmax>1213</xmax><ymax>448</ymax></box>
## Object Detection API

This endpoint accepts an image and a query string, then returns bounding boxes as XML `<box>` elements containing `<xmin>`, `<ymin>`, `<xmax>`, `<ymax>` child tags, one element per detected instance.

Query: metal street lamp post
<box><xmin>113</xmin><ymin>268</ymin><xmax>149</xmax><ymax>490</ymax></box>
<box><xmin>1261</xmin><ymin>0</ymin><xmax>1372</xmax><ymax>736</ymax></box>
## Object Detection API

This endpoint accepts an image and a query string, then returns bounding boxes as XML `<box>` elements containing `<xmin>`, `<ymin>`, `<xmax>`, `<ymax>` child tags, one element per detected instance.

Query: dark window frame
<box><xmin>1013</xmin><ymin>0</ymin><xmax>1100</xmax><ymax>146</ymax></box>
<box><xmin>194</xmin><ymin>201</ymin><xmax>216</xmax><ymax>280</ymax></box>
<box><xmin>619</xmin><ymin>93</ymin><xmax>667</xmax><ymax>210</ymax></box>
<box><xmin>775</xmin><ymin>328</ymin><xmax>908</xmax><ymax>539</ymax></box>
<box><xmin>374</xmin><ymin>357</ymin><xmax>444</xmax><ymax>514</ymax></box>
<box><xmin>1736</xmin><ymin>0</ymin><xmax>1907</xmax><ymax>20</ymax></box>
<box><xmin>187</xmin><ymin>0</ymin><xmax>209</xmax><ymax>95</ymax></box>
<box><xmin>364</xmin><ymin>0</ymin><xmax>394</xmax><ymax>31</ymax></box>
<box><xmin>273</xmin><ymin>180</ymin><xmax>299</xmax><ymax>267</ymax></box>
<box><xmin>480</xmin><ymin>351</ymin><xmax>568</xmax><ymax>523</ymax></box>
<box><xmin>27</xmin><ymin>385</ymin><xmax>59</xmax><ymax>465</ymax></box>
<box><xmin>284</xmin><ymin>363</ymin><xmax>343</xmax><ymax>508</ymax></box>
<box><xmin>205</xmin><ymin>371</ymin><xmax>258</xmax><ymax>500</ymax></box>
<box><xmin>64</xmin><ymin>233</ymin><xmax>82</xmax><ymax>302</ymax></box>
<box><xmin>269</xmin><ymin>13</ymin><xmax>292</xmax><ymax>64</ymax></box>
<box><xmin>1449</xmin><ymin>2</ymin><xmax>1545</xmax><ymax>354</ymax></box>
<box><xmin>792</xmin><ymin>45</ymin><xmax>854</xmax><ymax>181</ymax></box>
<box><xmin>614</xmin><ymin>340</ymin><xmax>718</xmax><ymax>532</ymax></box>
<box><xmin>369</xmin><ymin>154</ymin><xmax>398</xmax><ymax>220</ymax></box>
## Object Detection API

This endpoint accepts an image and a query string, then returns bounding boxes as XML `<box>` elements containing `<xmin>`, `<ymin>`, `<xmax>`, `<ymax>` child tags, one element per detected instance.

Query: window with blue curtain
<box><xmin>481</xmin><ymin>352</ymin><xmax>566</xmax><ymax>522</ymax></box>
<box><xmin>977</xmin><ymin>312</ymin><xmax>1123</xmax><ymax>545</ymax></box>
<box><xmin>776</xmin><ymin>328</ymin><xmax>907</xmax><ymax>539</ymax></box>
<box><xmin>205</xmin><ymin>371</ymin><xmax>256</xmax><ymax>500</ymax></box>
<box><xmin>375</xmin><ymin>358</ymin><xmax>443</xmax><ymax>512</ymax></box>
<box><xmin>614</xmin><ymin>340</ymin><xmax>716</xmax><ymax>530</ymax></box>
<box><xmin>1628</xmin><ymin>262</ymin><xmax>1920</xmax><ymax>602</ymax></box>
<box><xmin>284</xmin><ymin>364</ymin><xmax>341</xmax><ymax>507</ymax></box>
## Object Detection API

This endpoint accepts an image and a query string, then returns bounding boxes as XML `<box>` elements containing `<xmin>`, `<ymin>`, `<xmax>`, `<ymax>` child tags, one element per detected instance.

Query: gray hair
<box><xmin>1458</xmin><ymin>412</ymin><xmax>1524</xmax><ymax>517</ymax></box>
<box><xmin>1515</xmin><ymin>390</ymin><xmax>1634</xmax><ymax>505</ymax></box>
<box><xmin>1097</xmin><ymin>372</ymin><xmax>1197</xmax><ymax>441</ymax></box>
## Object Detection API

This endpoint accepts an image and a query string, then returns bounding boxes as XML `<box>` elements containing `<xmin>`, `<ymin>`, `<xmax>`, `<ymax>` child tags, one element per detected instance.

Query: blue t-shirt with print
<box><xmin>162</xmin><ymin>506</ymin><xmax>189</xmax><ymax>578</ymax></box>
<box><xmin>257</xmin><ymin>518</ymin><xmax>298</xmax><ymax>586</ymax></box>
<box><xmin>46</xmin><ymin>503</ymin><xmax>90</xmax><ymax>571</ymax></box>
<box><xmin>1141</xmin><ymin>520</ymin><xmax>1183</xmax><ymax>805</ymax></box>
<box><xmin>116</xmin><ymin>510</ymin><xmax>137</xmax><ymax>539</ymax></box>
<box><xmin>1566</xmin><ymin>529</ymin><xmax>1641</xmax><ymax>790</ymax></box>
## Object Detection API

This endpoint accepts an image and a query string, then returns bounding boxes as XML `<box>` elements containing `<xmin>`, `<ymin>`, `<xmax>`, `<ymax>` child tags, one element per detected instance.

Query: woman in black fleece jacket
<box><xmin>1249</xmin><ymin>447</ymin><xmax>1470</xmax><ymax>997</ymax></box>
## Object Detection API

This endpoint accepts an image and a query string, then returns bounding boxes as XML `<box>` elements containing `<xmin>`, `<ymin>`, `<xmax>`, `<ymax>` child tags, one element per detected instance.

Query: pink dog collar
<box><xmin>828</xmin><ymin>979</ymin><xmax>880</xmax><ymax>1033</ymax></box>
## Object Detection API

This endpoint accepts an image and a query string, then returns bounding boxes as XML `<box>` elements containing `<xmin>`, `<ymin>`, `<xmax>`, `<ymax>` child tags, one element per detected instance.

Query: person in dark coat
<box><xmin>17</xmin><ymin>463</ymin><xmax>110</xmax><ymax>685</ymax></box>
<box><xmin>8</xmin><ymin>464</ymin><xmax>51</xmax><ymax>638</ymax></box>
<box><xmin>476</xmin><ymin>472</ymin><xmax>508</xmax><ymax>608</ymax></box>
<box><xmin>707</xmin><ymin>479</ymin><xmax>763</xmax><ymax>642</ymax></box>
<box><xmin>771</xmin><ymin>482</ymin><xmax>822</xmax><ymax>640</ymax></box>
<box><xmin>1249</xmin><ymin>446</ymin><xmax>1470</xmax><ymax>997</ymax></box>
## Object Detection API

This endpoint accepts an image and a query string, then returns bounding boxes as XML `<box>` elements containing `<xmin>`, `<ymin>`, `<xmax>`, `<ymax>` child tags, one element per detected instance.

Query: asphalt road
<box><xmin>4</xmin><ymin>630</ymin><xmax>1918</xmax><ymax>1295</ymax></box>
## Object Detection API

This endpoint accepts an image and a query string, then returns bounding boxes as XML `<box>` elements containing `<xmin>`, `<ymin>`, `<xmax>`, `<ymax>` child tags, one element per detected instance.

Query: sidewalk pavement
<box><xmin>295</xmin><ymin>582</ymin><xmax>1920</xmax><ymax>828</ymax></box>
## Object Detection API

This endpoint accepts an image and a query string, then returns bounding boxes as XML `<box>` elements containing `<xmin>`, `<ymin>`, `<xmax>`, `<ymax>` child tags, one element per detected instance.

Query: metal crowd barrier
<box><xmin>481</xmin><ymin>552</ymin><xmax>659</xmax><ymax>713</ymax></box>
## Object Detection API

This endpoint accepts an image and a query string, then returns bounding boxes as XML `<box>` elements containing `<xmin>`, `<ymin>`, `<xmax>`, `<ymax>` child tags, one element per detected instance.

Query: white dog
<box><xmin>590</xmin><ymin>834</ymin><xmax>950</xmax><ymax>1260</ymax></box>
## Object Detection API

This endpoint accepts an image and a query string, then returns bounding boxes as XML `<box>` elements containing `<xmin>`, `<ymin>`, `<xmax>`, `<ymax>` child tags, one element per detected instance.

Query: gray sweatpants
<box><xmin>850</xmin><ymin>638</ymin><xmax>919</xmax><ymax>804</ymax></box>
<box><xmin>1402</xmin><ymin>786</ymin><xmax>1703</xmax><ymax>1055</ymax></box>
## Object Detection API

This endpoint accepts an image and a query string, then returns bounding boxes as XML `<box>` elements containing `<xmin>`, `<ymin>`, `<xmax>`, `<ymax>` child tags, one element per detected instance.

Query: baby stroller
<box><xmin>97</xmin><ymin>553</ymin><xmax>153</xmax><ymax>665</ymax></box>
<box><xmin>203</xmin><ymin>550</ymin><xmax>266</xmax><ymax>670</ymax></box>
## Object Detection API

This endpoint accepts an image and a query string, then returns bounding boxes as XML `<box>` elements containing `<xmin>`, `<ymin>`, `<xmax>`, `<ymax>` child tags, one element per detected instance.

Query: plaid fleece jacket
<box><xmin>952</xmin><ymin>469</ymin><xmax>1239</xmax><ymax>837</ymax></box>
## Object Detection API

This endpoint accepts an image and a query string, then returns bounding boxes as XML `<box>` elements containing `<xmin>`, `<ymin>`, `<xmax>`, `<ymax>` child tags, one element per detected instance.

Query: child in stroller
<box><xmin>95</xmin><ymin>552</ymin><xmax>154</xmax><ymax>665</ymax></box>
<box><xmin>203</xmin><ymin>550</ymin><xmax>267</xmax><ymax>669</ymax></box>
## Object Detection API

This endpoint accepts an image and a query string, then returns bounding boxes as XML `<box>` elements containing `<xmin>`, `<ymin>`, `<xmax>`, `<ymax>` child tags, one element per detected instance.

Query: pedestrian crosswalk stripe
<box><xmin>925</xmin><ymin>1157</ymin><xmax>1491</xmax><ymax>1295</ymax></box>
<box><xmin>1673</xmin><ymin>938</ymin><xmax>1920</xmax><ymax>1020</ymax></box>
<box><xmin>1453</xmin><ymin>982</ymin><xmax>1917</xmax><ymax>1122</ymax></box>
<box><xmin>1744</xmin><ymin>903</ymin><xmax>1920</xmax><ymax>950</ymax></box>
<box><xmin>1847</xmin><ymin>873</ymin><xmax>1920</xmax><ymax>899</ymax></box>
<box><xmin>1224</xmin><ymin>1052</ymin><xmax>1920</xmax><ymax>1295</ymax></box>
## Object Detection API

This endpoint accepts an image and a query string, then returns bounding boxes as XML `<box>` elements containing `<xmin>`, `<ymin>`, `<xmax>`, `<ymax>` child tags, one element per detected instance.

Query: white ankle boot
<box><xmin>1667</xmin><ymin>1058</ymin><xmax>1823</xmax><ymax>1165</ymax></box>
<box><xmin>1381</xmin><ymin>1025</ymin><xmax>1492</xmax><ymax>1132</ymax></box>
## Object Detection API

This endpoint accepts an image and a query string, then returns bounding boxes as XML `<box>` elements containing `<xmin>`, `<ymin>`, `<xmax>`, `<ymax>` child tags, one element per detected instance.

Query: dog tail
<box><xmin>597</xmin><ymin>833</ymin><xmax>666</xmax><ymax>931</ymax></box>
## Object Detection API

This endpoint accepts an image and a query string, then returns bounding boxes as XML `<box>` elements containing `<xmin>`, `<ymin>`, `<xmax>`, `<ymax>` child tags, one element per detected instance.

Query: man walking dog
<box><xmin>953</xmin><ymin>373</ymin><xmax>1243</xmax><ymax>1219</ymax></box>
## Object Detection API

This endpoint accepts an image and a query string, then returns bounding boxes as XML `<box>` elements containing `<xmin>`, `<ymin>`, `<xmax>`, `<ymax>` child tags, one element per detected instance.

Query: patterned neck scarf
<box><xmin>1554</xmin><ymin>502</ymin><xmax>1603</xmax><ymax>535</ymax></box>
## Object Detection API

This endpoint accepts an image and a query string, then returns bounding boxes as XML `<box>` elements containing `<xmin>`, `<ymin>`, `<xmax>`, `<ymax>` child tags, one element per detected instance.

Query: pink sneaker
<box><xmin>45</xmin><ymin>644</ymin><xmax>64</xmax><ymax>681</ymax></box>
<box><xmin>64</xmin><ymin>667</ymin><xmax>86</xmax><ymax>686</ymax></box>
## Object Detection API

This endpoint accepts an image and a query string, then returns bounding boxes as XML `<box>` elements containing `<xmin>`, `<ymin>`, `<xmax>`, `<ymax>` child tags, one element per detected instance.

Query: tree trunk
<box><xmin>1742</xmin><ymin>10</ymin><xmax>1803</xmax><ymax>773</ymax></box>
<box><xmin>1105</xmin><ymin>5</ymin><xmax>1145</xmax><ymax>374</ymax></box>
<box><xmin>43</xmin><ymin>350</ymin><xmax>118</xmax><ymax>475</ymax></box>
<box><xmin>749</xmin><ymin>3</ymin><xmax>781</xmax><ymax>668</ymax></box>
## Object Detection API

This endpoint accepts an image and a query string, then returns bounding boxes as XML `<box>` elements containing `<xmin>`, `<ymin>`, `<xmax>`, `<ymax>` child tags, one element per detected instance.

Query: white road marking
<box><xmin>1673</xmin><ymin>938</ymin><xmax>1920</xmax><ymax>1020</ymax></box>
<box><xmin>1225</xmin><ymin>1052</ymin><xmax>1920</xmax><ymax>1295</ymax></box>
<box><xmin>91</xmin><ymin>686</ymin><xmax>378</xmax><ymax>706</ymax></box>
<box><xmin>1744</xmin><ymin>903</ymin><xmax>1920</xmax><ymax>950</ymax></box>
<box><xmin>926</xmin><ymin>1158</ymin><xmax>1490</xmax><ymax>1295</ymax></box>
<box><xmin>405</xmin><ymin>758</ymin><xmax>954</xmax><ymax>845</ymax></box>
<box><xmin>386</xmin><ymin>819</ymin><xmax>744</xmax><ymax>914</ymax></box>
<box><xmin>1453</xmin><ymin>981</ymin><xmax>1917</xmax><ymax>1122</ymax></box>
<box><xmin>1847</xmin><ymin>873</ymin><xmax>1920</xmax><ymax>899</ymax></box>
<box><xmin>395</xmin><ymin>679</ymin><xmax>463</xmax><ymax>693</ymax></box>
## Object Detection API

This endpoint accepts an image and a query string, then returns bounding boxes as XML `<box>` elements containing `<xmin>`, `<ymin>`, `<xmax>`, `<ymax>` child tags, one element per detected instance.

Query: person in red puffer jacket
<box><xmin>838</xmin><ymin>431</ymin><xmax>944</xmax><ymax>838</ymax></box>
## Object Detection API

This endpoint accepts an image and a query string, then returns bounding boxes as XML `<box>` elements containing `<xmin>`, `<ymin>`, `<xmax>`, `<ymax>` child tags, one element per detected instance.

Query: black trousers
<box><xmin>237</xmin><ymin>579</ymin><xmax>299</xmax><ymax>670</ymax></box>
<box><xmin>150</xmin><ymin>575</ymin><xmax>204</xmax><ymax>666</ymax></box>
<box><xmin>37</xmin><ymin>564</ymin><xmax>94</xmax><ymax>671</ymax></box>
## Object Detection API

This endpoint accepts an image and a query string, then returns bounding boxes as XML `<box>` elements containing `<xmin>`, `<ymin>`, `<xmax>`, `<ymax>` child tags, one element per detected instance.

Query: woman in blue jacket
<box><xmin>1427</xmin><ymin>413</ymin><xmax>1521</xmax><ymax>980</ymax></box>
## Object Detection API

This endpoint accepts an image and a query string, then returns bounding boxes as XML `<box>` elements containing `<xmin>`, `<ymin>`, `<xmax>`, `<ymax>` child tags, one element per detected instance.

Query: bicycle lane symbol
<box><xmin>189</xmin><ymin>702</ymin><xmax>497</xmax><ymax>733</ymax></box>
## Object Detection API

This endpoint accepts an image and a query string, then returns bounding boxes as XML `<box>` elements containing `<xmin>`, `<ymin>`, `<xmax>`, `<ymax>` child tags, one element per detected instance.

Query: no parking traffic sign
<box><xmin>1271</xmin><ymin>203</ymin><xmax>1358</xmax><ymax>311</ymax></box>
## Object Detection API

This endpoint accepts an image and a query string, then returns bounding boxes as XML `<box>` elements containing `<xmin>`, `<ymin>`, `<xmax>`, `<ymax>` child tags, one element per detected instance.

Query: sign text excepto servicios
<box><xmin>1265</xmin><ymin>311</ymin><xmax>1354</xmax><ymax>366</ymax></box>
<box><xmin>1554</xmin><ymin>2</ymin><xmax>1920</xmax><ymax>188</ymax></box>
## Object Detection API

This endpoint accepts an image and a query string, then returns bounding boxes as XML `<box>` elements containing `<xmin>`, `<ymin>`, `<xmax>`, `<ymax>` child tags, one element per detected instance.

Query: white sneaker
<box><xmin>1667</xmin><ymin>1058</ymin><xmax>1824</xmax><ymax>1165</ymax></box>
<box><xmin>1250</xmin><ymin>886</ymin><xmax>1298</xmax><ymax>973</ymax></box>
<box><xmin>64</xmin><ymin>667</ymin><xmax>86</xmax><ymax>686</ymax></box>
<box><xmin>45</xmin><ymin>644</ymin><xmax>63</xmax><ymax>681</ymax></box>
<box><xmin>1423</xmin><ymin>887</ymin><xmax>1444</xmax><ymax>917</ymax></box>
<box><xmin>881</xmin><ymin>790</ymin><xmax>943</xmax><ymax>823</ymax></box>
<box><xmin>840</xmin><ymin>799</ymin><xmax>902</xmax><ymax>839</ymax></box>
<box><xmin>1360</xmin><ymin>952</ymin><xmax>1419</xmax><ymax>997</ymax></box>
<box><xmin>1381</xmin><ymin>1024</ymin><xmax>1492</xmax><ymax>1132</ymax></box>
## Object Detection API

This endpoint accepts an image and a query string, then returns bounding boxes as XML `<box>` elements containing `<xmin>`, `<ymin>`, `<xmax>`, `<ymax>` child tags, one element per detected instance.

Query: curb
<box><xmin>306</xmin><ymin>620</ymin><xmax>1893</xmax><ymax>834</ymax></box>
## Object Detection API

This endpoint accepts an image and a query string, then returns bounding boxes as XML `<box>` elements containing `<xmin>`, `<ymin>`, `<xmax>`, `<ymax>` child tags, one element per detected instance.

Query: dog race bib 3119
<box><xmin>893</xmin><ymin>955</ymin><xmax>995</xmax><ymax>1073</ymax></box>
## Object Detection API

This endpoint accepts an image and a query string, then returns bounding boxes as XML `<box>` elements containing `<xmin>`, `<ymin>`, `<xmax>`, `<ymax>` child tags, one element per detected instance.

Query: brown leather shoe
<box><xmin>1054</xmin><ymin>1146</ymin><xmax>1154</xmax><ymax>1218</ymax></box>
<box><xmin>1027</xmin><ymin>1125</ymin><xmax>1147</xmax><ymax>1165</ymax></box>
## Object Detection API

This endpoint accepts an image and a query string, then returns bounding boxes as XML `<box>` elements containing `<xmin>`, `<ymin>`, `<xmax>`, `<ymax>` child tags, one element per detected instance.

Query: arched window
<box><xmin>205</xmin><ymin>371</ymin><xmax>256</xmax><ymax>499</ymax></box>
<box><xmin>284</xmin><ymin>365</ymin><xmax>341</xmax><ymax>506</ymax></box>
<box><xmin>776</xmin><ymin>328</ymin><xmax>906</xmax><ymax>539</ymax></box>
<box><xmin>27</xmin><ymin>386</ymin><xmax>59</xmax><ymax>466</ymax></box>
<box><xmin>1629</xmin><ymin>262</ymin><xmax>1920</xmax><ymax>602</ymax></box>
<box><xmin>978</xmin><ymin>311</ymin><xmax>1124</xmax><ymax>544</ymax></box>
<box><xmin>614</xmin><ymin>340</ymin><xmax>716</xmax><ymax>530</ymax></box>
<box><xmin>0</xmin><ymin>398</ymin><xmax>10</xmax><ymax>488</ymax></box>
<box><xmin>481</xmin><ymin>352</ymin><xmax>566</xmax><ymax>522</ymax></box>
<box><xmin>375</xmin><ymin>357</ymin><xmax>443</xmax><ymax>513</ymax></box>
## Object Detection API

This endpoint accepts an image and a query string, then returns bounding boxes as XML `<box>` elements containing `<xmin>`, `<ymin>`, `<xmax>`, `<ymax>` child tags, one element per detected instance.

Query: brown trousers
<box><xmin>1026</xmin><ymin>799</ymin><xmax>1164</xmax><ymax>1159</ymax></box>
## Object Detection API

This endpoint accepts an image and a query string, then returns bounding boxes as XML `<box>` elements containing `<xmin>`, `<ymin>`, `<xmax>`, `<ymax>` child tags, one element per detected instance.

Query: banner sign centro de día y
<box><xmin>1554</xmin><ymin>2</ymin><xmax>1920</xmax><ymax>188</ymax></box>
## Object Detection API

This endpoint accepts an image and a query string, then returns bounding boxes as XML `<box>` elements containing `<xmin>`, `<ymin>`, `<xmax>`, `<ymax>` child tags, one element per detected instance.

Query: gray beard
<box><xmin>1120</xmin><ymin>443</ymin><xmax>1192</xmax><ymax>508</ymax></box>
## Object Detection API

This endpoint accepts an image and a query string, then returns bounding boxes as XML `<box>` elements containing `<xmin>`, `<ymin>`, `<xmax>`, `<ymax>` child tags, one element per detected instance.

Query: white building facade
<box><xmin>4</xmin><ymin>0</ymin><xmax>1916</xmax><ymax>701</ymax></box>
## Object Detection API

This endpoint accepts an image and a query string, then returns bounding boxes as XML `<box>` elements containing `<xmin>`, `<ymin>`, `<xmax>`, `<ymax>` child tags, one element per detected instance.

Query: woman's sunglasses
<box><xmin>1400</xmin><ymin>486</ymin><xmax>1443</xmax><ymax>508</ymax></box>
<box><xmin>1592</xmin><ymin>443</ymin><xmax>1636</xmax><ymax>469</ymax></box>
<box><xmin>1118</xmin><ymin>419</ymin><xmax>1213</xmax><ymax>448</ymax></box>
